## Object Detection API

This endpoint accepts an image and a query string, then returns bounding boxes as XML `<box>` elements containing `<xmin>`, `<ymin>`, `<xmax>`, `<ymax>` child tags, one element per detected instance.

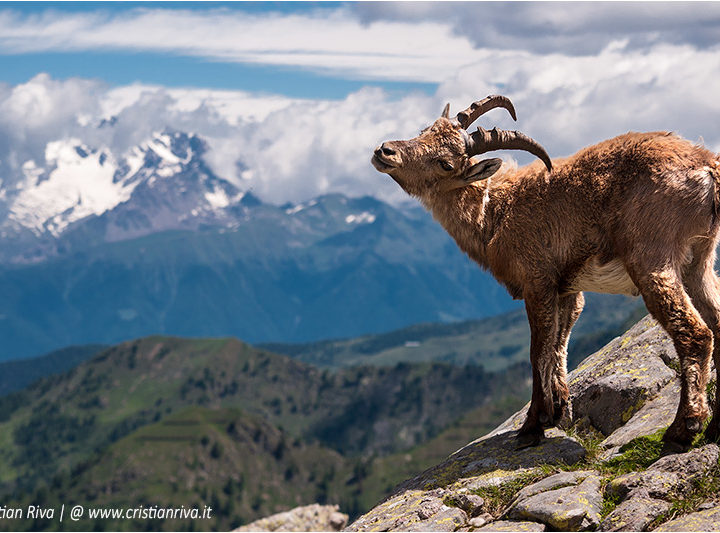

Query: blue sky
<box><xmin>0</xmin><ymin>2</ymin><xmax>437</xmax><ymax>98</ymax></box>
<box><xmin>2</xmin><ymin>2</ymin><xmax>720</xmax><ymax>206</ymax></box>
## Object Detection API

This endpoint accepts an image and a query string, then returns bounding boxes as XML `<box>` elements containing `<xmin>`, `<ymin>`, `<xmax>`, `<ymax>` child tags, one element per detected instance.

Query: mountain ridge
<box><xmin>0</xmin><ymin>334</ymin><xmax>533</xmax><ymax>530</ymax></box>
<box><xmin>0</xmin><ymin>190</ymin><xmax>520</xmax><ymax>360</ymax></box>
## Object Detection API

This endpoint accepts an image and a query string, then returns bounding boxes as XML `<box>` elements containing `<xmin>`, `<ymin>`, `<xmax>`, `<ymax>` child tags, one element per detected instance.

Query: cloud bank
<box><xmin>1</xmin><ymin>4</ymin><xmax>720</xmax><ymax>206</ymax></box>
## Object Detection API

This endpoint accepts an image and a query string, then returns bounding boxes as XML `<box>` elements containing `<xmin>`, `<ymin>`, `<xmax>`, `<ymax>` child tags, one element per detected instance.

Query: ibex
<box><xmin>372</xmin><ymin>95</ymin><xmax>720</xmax><ymax>449</ymax></box>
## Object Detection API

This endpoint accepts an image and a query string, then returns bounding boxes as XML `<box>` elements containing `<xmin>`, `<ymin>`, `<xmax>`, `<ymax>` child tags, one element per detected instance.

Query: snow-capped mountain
<box><xmin>0</xmin><ymin>130</ymin><xmax>248</xmax><ymax>263</ymax></box>
<box><xmin>0</xmin><ymin>128</ymin><xmax>518</xmax><ymax>361</ymax></box>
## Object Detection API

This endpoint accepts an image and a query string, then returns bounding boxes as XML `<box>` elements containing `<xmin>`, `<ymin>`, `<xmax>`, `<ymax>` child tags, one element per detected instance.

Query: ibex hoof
<box><xmin>686</xmin><ymin>418</ymin><xmax>702</xmax><ymax>433</ymax></box>
<box><xmin>516</xmin><ymin>429</ymin><xmax>543</xmax><ymax>449</ymax></box>
<box><xmin>538</xmin><ymin>413</ymin><xmax>552</xmax><ymax>426</ymax></box>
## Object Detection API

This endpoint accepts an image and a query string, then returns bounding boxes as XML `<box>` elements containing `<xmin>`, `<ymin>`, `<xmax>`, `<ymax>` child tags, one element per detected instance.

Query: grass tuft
<box><xmin>597</xmin><ymin>428</ymin><xmax>666</xmax><ymax>476</ymax></box>
<box><xmin>470</xmin><ymin>470</ymin><xmax>551</xmax><ymax>517</ymax></box>
<box><xmin>646</xmin><ymin>463</ymin><xmax>720</xmax><ymax>530</ymax></box>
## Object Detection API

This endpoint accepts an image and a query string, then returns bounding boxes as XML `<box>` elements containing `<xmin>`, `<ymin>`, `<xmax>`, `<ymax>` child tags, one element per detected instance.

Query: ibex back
<box><xmin>371</xmin><ymin>95</ymin><xmax>720</xmax><ymax>449</ymax></box>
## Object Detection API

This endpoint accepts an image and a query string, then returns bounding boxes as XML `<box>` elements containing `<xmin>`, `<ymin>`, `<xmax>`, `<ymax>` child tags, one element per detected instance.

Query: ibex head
<box><xmin>371</xmin><ymin>95</ymin><xmax>552</xmax><ymax>197</ymax></box>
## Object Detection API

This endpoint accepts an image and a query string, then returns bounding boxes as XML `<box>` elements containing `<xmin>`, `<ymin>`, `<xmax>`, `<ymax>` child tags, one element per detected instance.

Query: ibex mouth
<box><xmin>371</xmin><ymin>153</ymin><xmax>397</xmax><ymax>172</ymax></box>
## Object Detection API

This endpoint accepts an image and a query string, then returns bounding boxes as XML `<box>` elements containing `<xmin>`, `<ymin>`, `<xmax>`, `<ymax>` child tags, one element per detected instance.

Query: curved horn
<box><xmin>456</xmin><ymin>95</ymin><xmax>517</xmax><ymax>129</ymax></box>
<box><xmin>468</xmin><ymin>127</ymin><xmax>553</xmax><ymax>171</ymax></box>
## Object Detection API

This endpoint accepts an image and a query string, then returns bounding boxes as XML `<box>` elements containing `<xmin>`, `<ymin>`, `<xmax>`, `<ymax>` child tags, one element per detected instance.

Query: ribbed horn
<box><xmin>468</xmin><ymin>127</ymin><xmax>553</xmax><ymax>171</ymax></box>
<box><xmin>456</xmin><ymin>95</ymin><xmax>517</xmax><ymax>129</ymax></box>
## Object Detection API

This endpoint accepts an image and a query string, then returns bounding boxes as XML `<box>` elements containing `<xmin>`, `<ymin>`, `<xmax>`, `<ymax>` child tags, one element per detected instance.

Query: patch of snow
<box><xmin>285</xmin><ymin>199</ymin><xmax>318</xmax><ymax>215</ymax></box>
<box><xmin>9</xmin><ymin>139</ymin><xmax>134</xmax><ymax>235</ymax></box>
<box><xmin>124</xmin><ymin>147</ymin><xmax>145</xmax><ymax>178</ymax></box>
<box><xmin>345</xmin><ymin>212</ymin><xmax>376</xmax><ymax>224</ymax></box>
<box><xmin>146</xmin><ymin>134</ymin><xmax>181</xmax><ymax>164</ymax></box>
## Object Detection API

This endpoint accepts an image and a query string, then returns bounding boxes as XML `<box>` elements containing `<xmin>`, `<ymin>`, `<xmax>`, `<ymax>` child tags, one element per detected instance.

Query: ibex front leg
<box><xmin>552</xmin><ymin>292</ymin><xmax>585</xmax><ymax>425</ymax></box>
<box><xmin>518</xmin><ymin>287</ymin><xmax>560</xmax><ymax>448</ymax></box>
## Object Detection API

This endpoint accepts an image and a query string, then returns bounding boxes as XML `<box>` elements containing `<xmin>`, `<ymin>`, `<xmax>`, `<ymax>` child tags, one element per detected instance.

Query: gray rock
<box><xmin>454</xmin><ymin>493</ymin><xmax>485</xmax><ymax>517</ymax></box>
<box><xmin>654</xmin><ymin>505</ymin><xmax>720</xmax><ymax>531</ymax></box>
<box><xmin>417</xmin><ymin>497</ymin><xmax>445</xmax><ymax>520</ymax></box>
<box><xmin>602</xmin><ymin>381</ymin><xmax>680</xmax><ymax>449</ymax></box>
<box><xmin>648</xmin><ymin>444</ymin><xmax>719</xmax><ymax>477</ymax></box>
<box><xmin>396</xmin><ymin>428</ymin><xmax>586</xmax><ymax>494</ymax></box>
<box><xmin>697</xmin><ymin>502</ymin><xmax>716</xmax><ymax>511</ymax></box>
<box><xmin>513</xmin><ymin>470</ymin><xmax>596</xmax><ymax>502</ymax></box>
<box><xmin>607</xmin><ymin>445</ymin><xmax>720</xmax><ymax>501</ymax></box>
<box><xmin>606</xmin><ymin>471</ymin><xmax>679</xmax><ymax>501</ymax></box>
<box><xmin>476</xmin><ymin>520</ymin><xmax>546</xmax><ymax>531</ymax></box>
<box><xmin>599</xmin><ymin>492</ymin><xmax>669</xmax><ymax>531</ymax></box>
<box><xmin>236</xmin><ymin>504</ymin><xmax>348</xmax><ymax>532</ymax></box>
<box><xmin>506</xmin><ymin>475</ymin><xmax>603</xmax><ymax>531</ymax></box>
<box><xmin>404</xmin><ymin>507</ymin><xmax>468</xmax><ymax>531</ymax></box>
<box><xmin>569</xmin><ymin>317</ymin><xmax>675</xmax><ymax>436</ymax></box>
<box><xmin>347</xmin><ymin>429</ymin><xmax>585</xmax><ymax>532</ymax></box>
<box><xmin>468</xmin><ymin>514</ymin><xmax>493</xmax><ymax>528</ymax></box>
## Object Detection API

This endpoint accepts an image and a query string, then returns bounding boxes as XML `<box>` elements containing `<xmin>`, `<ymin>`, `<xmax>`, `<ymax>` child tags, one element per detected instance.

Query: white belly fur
<box><xmin>569</xmin><ymin>257</ymin><xmax>640</xmax><ymax>296</ymax></box>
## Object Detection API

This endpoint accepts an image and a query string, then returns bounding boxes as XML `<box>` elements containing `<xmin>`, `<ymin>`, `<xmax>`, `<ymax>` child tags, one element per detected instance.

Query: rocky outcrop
<box><xmin>236</xmin><ymin>503</ymin><xmax>348</xmax><ymax>532</ymax></box>
<box><xmin>655</xmin><ymin>505</ymin><xmax>720</xmax><ymax>531</ymax></box>
<box><xmin>607</xmin><ymin>444</ymin><xmax>719</xmax><ymax>501</ymax></box>
<box><xmin>346</xmin><ymin>316</ymin><xmax>720</xmax><ymax>532</ymax></box>
<box><xmin>506</xmin><ymin>474</ymin><xmax>603</xmax><ymax>530</ymax></box>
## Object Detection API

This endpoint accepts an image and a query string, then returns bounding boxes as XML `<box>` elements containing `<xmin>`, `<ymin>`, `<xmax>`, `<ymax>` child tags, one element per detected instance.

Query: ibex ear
<box><xmin>441</xmin><ymin>103</ymin><xmax>450</xmax><ymax>118</ymax></box>
<box><xmin>463</xmin><ymin>157</ymin><xmax>502</xmax><ymax>184</ymax></box>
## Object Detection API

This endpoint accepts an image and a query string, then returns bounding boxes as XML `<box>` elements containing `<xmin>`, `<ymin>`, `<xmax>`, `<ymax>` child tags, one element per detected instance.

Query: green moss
<box><xmin>565</xmin><ymin>426</ymin><xmax>605</xmax><ymax>463</ymax></box>
<box><xmin>598</xmin><ymin>428</ymin><xmax>666</xmax><ymax>475</ymax></box>
<box><xmin>707</xmin><ymin>379</ymin><xmax>716</xmax><ymax>409</ymax></box>
<box><xmin>600</xmin><ymin>485</ymin><xmax>622</xmax><ymax>518</ymax></box>
<box><xmin>647</xmin><ymin>463</ymin><xmax>720</xmax><ymax>530</ymax></box>
<box><xmin>443</xmin><ymin>495</ymin><xmax>459</xmax><ymax>508</ymax></box>
<box><xmin>665</xmin><ymin>358</ymin><xmax>681</xmax><ymax>376</ymax></box>
<box><xmin>470</xmin><ymin>470</ymin><xmax>551</xmax><ymax>516</ymax></box>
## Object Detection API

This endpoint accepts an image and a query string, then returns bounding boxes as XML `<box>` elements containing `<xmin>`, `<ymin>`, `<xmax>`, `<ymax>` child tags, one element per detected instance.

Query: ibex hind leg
<box><xmin>682</xmin><ymin>241</ymin><xmax>720</xmax><ymax>442</ymax></box>
<box><xmin>632</xmin><ymin>264</ymin><xmax>712</xmax><ymax>448</ymax></box>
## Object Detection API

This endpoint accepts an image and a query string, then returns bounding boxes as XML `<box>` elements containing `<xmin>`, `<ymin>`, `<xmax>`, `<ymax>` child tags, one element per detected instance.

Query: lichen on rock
<box><xmin>654</xmin><ymin>505</ymin><xmax>720</xmax><ymax>531</ymax></box>
<box><xmin>235</xmin><ymin>503</ymin><xmax>347</xmax><ymax>532</ymax></box>
<box><xmin>506</xmin><ymin>475</ymin><xmax>603</xmax><ymax>531</ymax></box>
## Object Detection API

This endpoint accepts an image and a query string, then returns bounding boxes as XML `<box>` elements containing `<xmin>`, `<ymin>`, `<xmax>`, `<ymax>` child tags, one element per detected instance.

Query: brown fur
<box><xmin>373</xmin><ymin>118</ymin><xmax>720</xmax><ymax>447</ymax></box>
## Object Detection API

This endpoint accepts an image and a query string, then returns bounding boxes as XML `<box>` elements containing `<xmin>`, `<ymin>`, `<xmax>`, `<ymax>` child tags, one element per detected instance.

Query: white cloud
<box><xmin>0</xmin><ymin>7</ymin><xmax>486</xmax><ymax>83</ymax></box>
<box><xmin>3</xmin><ymin>37</ymin><xmax>720</xmax><ymax>209</ymax></box>
<box><xmin>356</xmin><ymin>2</ymin><xmax>720</xmax><ymax>55</ymax></box>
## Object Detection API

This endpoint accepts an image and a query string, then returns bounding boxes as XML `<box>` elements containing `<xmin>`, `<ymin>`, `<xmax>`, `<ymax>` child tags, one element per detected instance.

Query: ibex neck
<box><xmin>420</xmin><ymin>180</ymin><xmax>496</xmax><ymax>267</ymax></box>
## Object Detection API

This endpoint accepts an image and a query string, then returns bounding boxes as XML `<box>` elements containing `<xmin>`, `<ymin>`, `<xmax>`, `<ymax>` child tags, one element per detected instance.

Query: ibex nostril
<box><xmin>381</xmin><ymin>144</ymin><xmax>396</xmax><ymax>156</ymax></box>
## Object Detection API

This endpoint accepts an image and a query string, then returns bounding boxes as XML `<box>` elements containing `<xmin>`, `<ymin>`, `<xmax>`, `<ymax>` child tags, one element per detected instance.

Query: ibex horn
<box><xmin>468</xmin><ymin>127</ymin><xmax>553</xmax><ymax>172</ymax></box>
<box><xmin>455</xmin><ymin>95</ymin><xmax>517</xmax><ymax>129</ymax></box>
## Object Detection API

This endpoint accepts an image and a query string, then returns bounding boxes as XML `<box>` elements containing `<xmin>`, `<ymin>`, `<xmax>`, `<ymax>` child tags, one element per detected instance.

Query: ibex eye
<box><xmin>439</xmin><ymin>160</ymin><xmax>453</xmax><ymax>171</ymax></box>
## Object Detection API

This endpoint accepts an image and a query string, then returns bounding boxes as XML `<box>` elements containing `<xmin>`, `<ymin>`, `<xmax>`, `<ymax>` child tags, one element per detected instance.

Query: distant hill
<box><xmin>0</xmin><ymin>336</ymin><xmax>532</xmax><ymax>530</ymax></box>
<box><xmin>0</xmin><ymin>344</ymin><xmax>106</xmax><ymax>396</ymax></box>
<box><xmin>262</xmin><ymin>292</ymin><xmax>645</xmax><ymax>372</ymax></box>
<box><xmin>0</xmin><ymin>291</ymin><xmax>643</xmax><ymax>399</ymax></box>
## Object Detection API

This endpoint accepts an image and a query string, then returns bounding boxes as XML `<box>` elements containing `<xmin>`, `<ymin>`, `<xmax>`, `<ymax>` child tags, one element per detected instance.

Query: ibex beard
<box><xmin>372</xmin><ymin>95</ymin><xmax>720</xmax><ymax>450</ymax></box>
